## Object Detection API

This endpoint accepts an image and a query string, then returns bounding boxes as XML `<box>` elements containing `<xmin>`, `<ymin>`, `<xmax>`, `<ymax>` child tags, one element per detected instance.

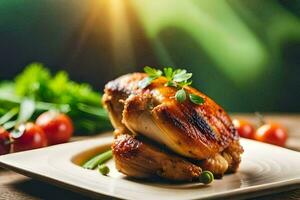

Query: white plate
<box><xmin>0</xmin><ymin>134</ymin><xmax>300</xmax><ymax>200</ymax></box>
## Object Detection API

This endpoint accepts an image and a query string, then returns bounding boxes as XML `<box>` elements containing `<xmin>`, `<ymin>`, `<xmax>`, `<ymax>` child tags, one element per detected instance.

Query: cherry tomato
<box><xmin>0</xmin><ymin>127</ymin><xmax>11</xmax><ymax>155</ymax></box>
<box><xmin>36</xmin><ymin>111</ymin><xmax>74</xmax><ymax>145</ymax></box>
<box><xmin>233</xmin><ymin>119</ymin><xmax>256</xmax><ymax>139</ymax></box>
<box><xmin>12</xmin><ymin>123</ymin><xmax>47</xmax><ymax>152</ymax></box>
<box><xmin>254</xmin><ymin>123</ymin><xmax>288</xmax><ymax>146</ymax></box>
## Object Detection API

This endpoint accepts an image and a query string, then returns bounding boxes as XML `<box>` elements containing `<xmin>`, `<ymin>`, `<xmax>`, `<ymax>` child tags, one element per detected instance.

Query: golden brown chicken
<box><xmin>112</xmin><ymin>134</ymin><xmax>202</xmax><ymax>181</ymax></box>
<box><xmin>103</xmin><ymin>73</ymin><xmax>243</xmax><ymax>181</ymax></box>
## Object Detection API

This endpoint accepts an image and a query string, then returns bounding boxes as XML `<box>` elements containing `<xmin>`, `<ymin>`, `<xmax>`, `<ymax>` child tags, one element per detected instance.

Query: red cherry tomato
<box><xmin>254</xmin><ymin>123</ymin><xmax>288</xmax><ymax>146</ymax></box>
<box><xmin>0</xmin><ymin>127</ymin><xmax>11</xmax><ymax>155</ymax></box>
<box><xmin>233</xmin><ymin>119</ymin><xmax>256</xmax><ymax>139</ymax></box>
<box><xmin>36</xmin><ymin>111</ymin><xmax>74</xmax><ymax>145</ymax></box>
<box><xmin>12</xmin><ymin>123</ymin><xmax>47</xmax><ymax>152</ymax></box>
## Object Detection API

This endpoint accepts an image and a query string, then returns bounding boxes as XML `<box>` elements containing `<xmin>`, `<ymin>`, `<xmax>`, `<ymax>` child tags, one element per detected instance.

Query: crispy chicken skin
<box><xmin>103</xmin><ymin>73</ymin><xmax>243</xmax><ymax>181</ymax></box>
<box><xmin>112</xmin><ymin>134</ymin><xmax>202</xmax><ymax>181</ymax></box>
<box><xmin>200</xmin><ymin>140</ymin><xmax>243</xmax><ymax>176</ymax></box>
<box><xmin>112</xmin><ymin>133</ymin><xmax>243</xmax><ymax>179</ymax></box>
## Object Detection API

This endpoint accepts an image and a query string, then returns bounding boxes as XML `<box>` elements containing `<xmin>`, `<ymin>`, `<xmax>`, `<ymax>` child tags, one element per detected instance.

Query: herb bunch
<box><xmin>0</xmin><ymin>63</ymin><xmax>111</xmax><ymax>134</ymax></box>
<box><xmin>138</xmin><ymin>66</ymin><xmax>204</xmax><ymax>105</ymax></box>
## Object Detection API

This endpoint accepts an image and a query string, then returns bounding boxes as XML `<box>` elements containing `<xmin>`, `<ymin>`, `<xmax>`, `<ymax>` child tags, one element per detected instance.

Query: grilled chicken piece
<box><xmin>103</xmin><ymin>73</ymin><xmax>239</xmax><ymax>159</ymax></box>
<box><xmin>112</xmin><ymin>134</ymin><xmax>202</xmax><ymax>181</ymax></box>
<box><xmin>103</xmin><ymin>73</ymin><xmax>243</xmax><ymax>181</ymax></box>
<box><xmin>112</xmin><ymin>134</ymin><xmax>243</xmax><ymax>180</ymax></box>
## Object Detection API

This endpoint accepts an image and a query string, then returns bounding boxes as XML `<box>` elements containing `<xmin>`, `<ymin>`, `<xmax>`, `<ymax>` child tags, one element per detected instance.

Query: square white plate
<box><xmin>0</xmin><ymin>134</ymin><xmax>300</xmax><ymax>200</ymax></box>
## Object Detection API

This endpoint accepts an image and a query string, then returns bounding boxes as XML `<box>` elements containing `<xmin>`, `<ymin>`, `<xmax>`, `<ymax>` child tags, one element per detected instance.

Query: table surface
<box><xmin>1</xmin><ymin>114</ymin><xmax>300</xmax><ymax>200</ymax></box>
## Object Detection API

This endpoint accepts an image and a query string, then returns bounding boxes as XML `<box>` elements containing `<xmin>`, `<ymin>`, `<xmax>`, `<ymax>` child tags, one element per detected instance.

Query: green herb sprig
<box><xmin>138</xmin><ymin>66</ymin><xmax>205</xmax><ymax>105</ymax></box>
<box><xmin>138</xmin><ymin>66</ymin><xmax>162</xmax><ymax>89</ymax></box>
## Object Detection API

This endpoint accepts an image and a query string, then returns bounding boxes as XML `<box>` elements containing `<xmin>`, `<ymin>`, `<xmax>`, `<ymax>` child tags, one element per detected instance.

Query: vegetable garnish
<box><xmin>255</xmin><ymin>123</ymin><xmax>288</xmax><ymax>147</ymax></box>
<box><xmin>189</xmin><ymin>94</ymin><xmax>205</xmax><ymax>105</ymax></box>
<box><xmin>12</xmin><ymin>122</ymin><xmax>47</xmax><ymax>152</ymax></box>
<box><xmin>233</xmin><ymin>119</ymin><xmax>256</xmax><ymax>139</ymax></box>
<box><xmin>17</xmin><ymin>99</ymin><xmax>35</xmax><ymax>125</ymax></box>
<box><xmin>98</xmin><ymin>164</ymin><xmax>110</xmax><ymax>175</ymax></box>
<box><xmin>138</xmin><ymin>66</ymin><xmax>162</xmax><ymax>89</ymax></box>
<box><xmin>199</xmin><ymin>171</ymin><xmax>214</xmax><ymax>185</ymax></box>
<box><xmin>36</xmin><ymin>111</ymin><xmax>74</xmax><ymax>145</ymax></box>
<box><xmin>0</xmin><ymin>63</ymin><xmax>112</xmax><ymax>134</ymax></box>
<box><xmin>0</xmin><ymin>107</ymin><xmax>18</xmax><ymax>125</ymax></box>
<box><xmin>138</xmin><ymin>66</ymin><xmax>204</xmax><ymax>105</ymax></box>
<box><xmin>82</xmin><ymin>149</ymin><xmax>113</xmax><ymax>170</ymax></box>
<box><xmin>175</xmin><ymin>89</ymin><xmax>186</xmax><ymax>103</ymax></box>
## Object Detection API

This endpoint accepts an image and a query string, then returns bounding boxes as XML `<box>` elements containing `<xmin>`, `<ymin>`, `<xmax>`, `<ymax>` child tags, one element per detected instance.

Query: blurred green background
<box><xmin>0</xmin><ymin>0</ymin><xmax>299</xmax><ymax>112</ymax></box>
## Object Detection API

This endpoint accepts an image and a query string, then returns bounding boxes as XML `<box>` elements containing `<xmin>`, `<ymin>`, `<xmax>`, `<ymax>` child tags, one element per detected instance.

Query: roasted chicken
<box><xmin>112</xmin><ymin>134</ymin><xmax>202</xmax><ymax>181</ymax></box>
<box><xmin>103</xmin><ymin>73</ymin><xmax>243</xmax><ymax>181</ymax></box>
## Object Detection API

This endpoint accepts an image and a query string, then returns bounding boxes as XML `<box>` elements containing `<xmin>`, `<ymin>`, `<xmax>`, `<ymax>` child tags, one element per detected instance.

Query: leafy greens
<box><xmin>0</xmin><ymin>63</ymin><xmax>111</xmax><ymax>134</ymax></box>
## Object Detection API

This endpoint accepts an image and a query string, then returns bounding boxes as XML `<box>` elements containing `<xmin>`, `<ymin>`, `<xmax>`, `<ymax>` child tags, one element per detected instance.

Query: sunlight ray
<box><xmin>110</xmin><ymin>0</ymin><xmax>135</xmax><ymax>72</ymax></box>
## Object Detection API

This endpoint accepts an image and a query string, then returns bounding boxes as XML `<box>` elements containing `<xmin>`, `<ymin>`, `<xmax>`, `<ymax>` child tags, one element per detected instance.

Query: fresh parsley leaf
<box><xmin>0</xmin><ymin>82</ymin><xmax>15</xmax><ymax>97</ymax></box>
<box><xmin>177</xmin><ymin>80</ymin><xmax>193</xmax><ymax>87</ymax></box>
<box><xmin>185</xmin><ymin>80</ymin><xmax>193</xmax><ymax>86</ymax></box>
<box><xmin>50</xmin><ymin>71</ymin><xmax>101</xmax><ymax>106</ymax></box>
<box><xmin>165</xmin><ymin>80</ymin><xmax>176</xmax><ymax>87</ymax></box>
<box><xmin>173</xmin><ymin>69</ymin><xmax>184</xmax><ymax>75</ymax></box>
<box><xmin>15</xmin><ymin>63</ymin><xmax>51</xmax><ymax>100</ymax></box>
<box><xmin>175</xmin><ymin>89</ymin><xmax>186</xmax><ymax>103</ymax></box>
<box><xmin>138</xmin><ymin>77</ymin><xmax>155</xmax><ymax>89</ymax></box>
<box><xmin>163</xmin><ymin>67</ymin><xmax>173</xmax><ymax>80</ymax></box>
<box><xmin>144</xmin><ymin>66</ymin><xmax>162</xmax><ymax>77</ymax></box>
<box><xmin>139</xmin><ymin>66</ymin><xmax>163</xmax><ymax>89</ymax></box>
<box><xmin>189</xmin><ymin>94</ymin><xmax>205</xmax><ymax>105</ymax></box>
<box><xmin>173</xmin><ymin>70</ymin><xmax>192</xmax><ymax>83</ymax></box>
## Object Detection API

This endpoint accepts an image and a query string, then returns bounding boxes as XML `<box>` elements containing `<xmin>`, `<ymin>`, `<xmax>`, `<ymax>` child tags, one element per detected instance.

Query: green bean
<box><xmin>82</xmin><ymin>150</ymin><xmax>112</xmax><ymax>169</ymax></box>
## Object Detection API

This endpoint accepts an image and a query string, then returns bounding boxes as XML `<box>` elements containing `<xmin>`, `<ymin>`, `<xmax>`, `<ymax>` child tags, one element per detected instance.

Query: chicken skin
<box><xmin>112</xmin><ymin>134</ymin><xmax>202</xmax><ymax>181</ymax></box>
<box><xmin>103</xmin><ymin>73</ymin><xmax>243</xmax><ymax>181</ymax></box>
<box><xmin>112</xmin><ymin>133</ymin><xmax>243</xmax><ymax>180</ymax></box>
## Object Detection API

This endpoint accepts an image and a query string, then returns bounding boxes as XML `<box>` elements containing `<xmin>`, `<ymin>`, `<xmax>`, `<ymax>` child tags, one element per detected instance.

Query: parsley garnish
<box><xmin>175</xmin><ymin>89</ymin><xmax>186</xmax><ymax>103</ymax></box>
<box><xmin>138</xmin><ymin>66</ymin><xmax>205</xmax><ymax>105</ymax></box>
<box><xmin>138</xmin><ymin>66</ymin><xmax>162</xmax><ymax>89</ymax></box>
<box><xmin>189</xmin><ymin>94</ymin><xmax>205</xmax><ymax>105</ymax></box>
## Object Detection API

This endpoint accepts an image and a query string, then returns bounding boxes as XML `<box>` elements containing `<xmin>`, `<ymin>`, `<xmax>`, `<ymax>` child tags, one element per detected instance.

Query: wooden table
<box><xmin>1</xmin><ymin>114</ymin><xmax>300</xmax><ymax>200</ymax></box>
